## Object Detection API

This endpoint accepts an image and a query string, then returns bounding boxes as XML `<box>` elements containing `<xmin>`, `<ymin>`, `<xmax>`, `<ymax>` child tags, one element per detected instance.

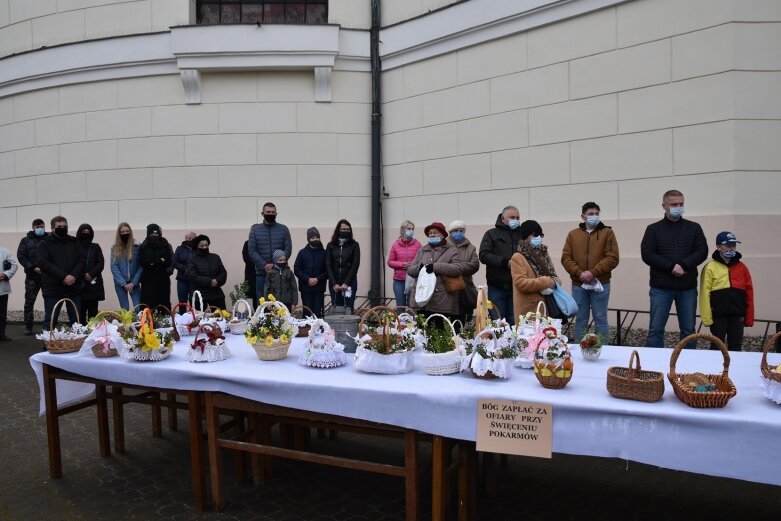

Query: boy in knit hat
<box><xmin>263</xmin><ymin>249</ymin><xmax>299</xmax><ymax>310</ymax></box>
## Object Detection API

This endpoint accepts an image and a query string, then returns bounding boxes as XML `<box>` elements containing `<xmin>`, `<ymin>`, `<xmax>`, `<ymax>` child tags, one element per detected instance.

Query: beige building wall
<box><xmin>381</xmin><ymin>0</ymin><xmax>781</xmax><ymax>331</ymax></box>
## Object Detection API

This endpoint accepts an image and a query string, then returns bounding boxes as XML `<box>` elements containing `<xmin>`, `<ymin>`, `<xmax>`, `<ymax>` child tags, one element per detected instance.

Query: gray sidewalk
<box><xmin>0</xmin><ymin>322</ymin><xmax>778</xmax><ymax>521</ymax></box>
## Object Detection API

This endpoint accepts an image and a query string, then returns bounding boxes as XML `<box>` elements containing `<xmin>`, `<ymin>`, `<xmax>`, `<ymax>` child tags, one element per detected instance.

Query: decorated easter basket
<box><xmin>39</xmin><ymin>298</ymin><xmax>89</xmax><ymax>354</ymax></box>
<box><xmin>186</xmin><ymin>323</ymin><xmax>230</xmax><ymax>363</ymax></box>
<box><xmin>299</xmin><ymin>319</ymin><xmax>348</xmax><ymax>369</ymax></box>
<box><xmin>759</xmin><ymin>332</ymin><xmax>781</xmax><ymax>404</ymax></box>
<box><xmin>228</xmin><ymin>299</ymin><xmax>253</xmax><ymax>335</ymax></box>
<box><xmin>462</xmin><ymin>328</ymin><xmax>514</xmax><ymax>380</ymax></box>
<box><xmin>292</xmin><ymin>305</ymin><xmax>316</xmax><ymax>338</ymax></box>
<box><xmin>174</xmin><ymin>301</ymin><xmax>201</xmax><ymax>337</ymax></box>
<box><xmin>153</xmin><ymin>304</ymin><xmax>180</xmax><ymax>342</ymax></box>
<box><xmin>245</xmin><ymin>299</ymin><xmax>297</xmax><ymax>361</ymax></box>
<box><xmin>121</xmin><ymin>307</ymin><xmax>175</xmax><ymax>362</ymax></box>
<box><xmin>667</xmin><ymin>333</ymin><xmax>736</xmax><ymax>408</ymax></box>
<box><xmin>353</xmin><ymin>306</ymin><xmax>417</xmax><ymax>375</ymax></box>
<box><xmin>83</xmin><ymin>310</ymin><xmax>125</xmax><ymax>358</ymax></box>
<box><xmin>533</xmin><ymin>327</ymin><xmax>573</xmax><ymax>389</ymax></box>
<box><xmin>606</xmin><ymin>350</ymin><xmax>664</xmax><ymax>403</ymax></box>
<box><xmin>421</xmin><ymin>314</ymin><xmax>465</xmax><ymax>376</ymax></box>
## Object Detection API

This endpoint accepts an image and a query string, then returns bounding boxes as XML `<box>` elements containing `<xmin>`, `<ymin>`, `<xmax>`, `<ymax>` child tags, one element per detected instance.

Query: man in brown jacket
<box><xmin>561</xmin><ymin>202</ymin><xmax>620</xmax><ymax>342</ymax></box>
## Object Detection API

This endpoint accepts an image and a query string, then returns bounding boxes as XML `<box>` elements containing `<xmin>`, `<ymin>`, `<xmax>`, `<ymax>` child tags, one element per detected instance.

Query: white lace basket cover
<box><xmin>460</xmin><ymin>328</ymin><xmax>513</xmax><ymax>379</ymax></box>
<box><xmin>760</xmin><ymin>377</ymin><xmax>781</xmax><ymax>405</ymax></box>
<box><xmin>354</xmin><ymin>346</ymin><xmax>414</xmax><ymax>374</ymax></box>
<box><xmin>186</xmin><ymin>324</ymin><xmax>231</xmax><ymax>363</ymax></box>
<box><xmin>174</xmin><ymin>298</ymin><xmax>201</xmax><ymax>337</ymax></box>
<box><xmin>78</xmin><ymin>320</ymin><xmax>124</xmax><ymax>357</ymax></box>
<box><xmin>299</xmin><ymin>319</ymin><xmax>347</xmax><ymax>369</ymax></box>
<box><xmin>121</xmin><ymin>342</ymin><xmax>172</xmax><ymax>362</ymax></box>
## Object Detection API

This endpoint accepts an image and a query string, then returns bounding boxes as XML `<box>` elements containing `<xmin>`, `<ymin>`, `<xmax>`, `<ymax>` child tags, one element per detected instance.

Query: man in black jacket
<box><xmin>38</xmin><ymin>216</ymin><xmax>85</xmax><ymax>328</ymax></box>
<box><xmin>17</xmin><ymin>218</ymin><xmax>47</xmax><ymax>334</ymax></box>
<box><xmin>641</xmin><ymin>190</ymin><xmax>708</xmax><ymax>349</ymax></box>
<box><xmin>478</xmin><ymin>205</ymin><xmax>524</xmax><ymax>325</ymax></box>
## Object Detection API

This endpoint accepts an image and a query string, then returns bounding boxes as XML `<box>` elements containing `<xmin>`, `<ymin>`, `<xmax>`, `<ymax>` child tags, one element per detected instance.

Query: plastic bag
<box><xmin>415</xmin><ymin>269</ymin><xmax>436</xmax><ymax>306</ymax></box>
<box><xmin>552</xmin><ymin>281</ymin><xmax>578</xmax><ymax>317</ymax></box>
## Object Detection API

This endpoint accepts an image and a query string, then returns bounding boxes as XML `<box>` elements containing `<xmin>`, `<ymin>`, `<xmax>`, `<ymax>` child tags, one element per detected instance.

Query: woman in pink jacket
<box><xmin>387</xmin><ymin>220</ymin><xmax>421</xmax><ymax>309</ymax></box>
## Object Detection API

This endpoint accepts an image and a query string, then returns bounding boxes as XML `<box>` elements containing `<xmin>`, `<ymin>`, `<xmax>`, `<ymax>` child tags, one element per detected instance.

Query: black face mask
<box><xmin>339</xmin><ymin>231</ymin><xmax>350</xmax><ymax>239</ymax></box>
<box><xmin>309</xmin><ymin>240</ymin><xmax>322</xmax><ymax>249</ymax></box>
<box><xmin>264</xmin><ymin>214</ymin><xmax>277</xmax><ymax>223</ymax></box>
<box><xmin>80</xmin><ymin>232</ymin><xmax>93</xmax><ymax>242</ymax></box>
<box><xmin>197</xmin><ymin>248</ymin><xmax>209</xmax><ymax>256</ymax></box>
<box><xmin>120</xmin><ymin>234</ymin><xmax>130</xmax><ymax>243</ymax></box>
<box><xmin>54</xmin><ymin>227</ymin><xmax>68</xmax><ymax>238</ymax></box>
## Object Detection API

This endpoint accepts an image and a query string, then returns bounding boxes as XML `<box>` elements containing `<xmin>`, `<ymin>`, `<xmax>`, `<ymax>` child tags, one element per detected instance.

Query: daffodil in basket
<box><xmin>353</xmin><ymin>306</ymin><xmax>420</xmax><ymax>374</ymax></box>
<box><xmin>579</xmin><ymin>332</ymin><xmax>604</xmax><ymax>361</ymax></box>
<box><xmin>245</xmin><ymin>295</ymin><xmax>298</xmax><ymax>361</ymax></box>
<box><xmin>532</xmin><ymin>326</ymin><xmax>573</xmax><ymax>389</ymax></box>
<box><xmin>121</xmin><ymin>308</ymin><xmax>175</xmax><ymax>362</ymax></box>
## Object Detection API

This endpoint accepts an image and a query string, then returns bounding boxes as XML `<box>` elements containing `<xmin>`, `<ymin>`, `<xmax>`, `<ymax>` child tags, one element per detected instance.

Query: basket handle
<box><xmin>174</xmin><ymin>302</ymin><xmax>196</xmax><ymax>320</ymax></box>
<box><xmin>424</xmin><ymin>313</ymin><xmax>459</xmax><ymax>351</ymax></box>
<box><xmin>232</xmin><ymin>299</ymin><xmax>253</xmax><ymax>319</ymax></box>
<box><xmin>761</xmin><ymin>331</ymin><xmax>781</xmax><ymax>372</ymax></box>
<box><xmin>50</xmin><ymin>297</ymin><xmax>80</xmax><ymax>331</ymax></box>
<box><xmin>628</xmin><ymin>350</ymin><xmax>642</xmax><ymax>379</ymax></box>
<box><xmin>669</xmin><ymin>333</ymin><xmax>730</xmax><ymax>380</ymax></box>
<box><xmin>252</xmin><ymin>300</ymin><xmax>289</xmax><ymax>324</ymax></box>
<box><xmin>191</xmin><ymin>290</ymin><xmax>204</xmax><ymax>314</ymax></box>
<box><xmin>89</xmin><ymin>310</ymin><xmax>122</xmax><ymax>326</ymax></box>
<box><xmin>357</xmin><ymin>305</ymin><xmax>400</xmax><ymax>355</ymax></box>
<box><xmin>154</xmin><ymin>304</ymin><xmax>180</xmax><ymax>342</ymax></box>
<box><xmin>535</xmin><ymin>299</ymin><xmax>547</xmax><ymax>318</ymax></box>
<box><xmin>139</xmin><ymin>307</ymin><xmax>154</xmax><ymax>334</ymax></box>
<box><xmin>292</xmin><ymin>304</ymin><xmax>317</xmax><ymax>320</ymax></box>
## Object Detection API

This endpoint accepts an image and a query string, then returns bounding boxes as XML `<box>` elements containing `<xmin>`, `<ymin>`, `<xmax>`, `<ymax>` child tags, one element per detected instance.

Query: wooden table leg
<box><xmin>250</xmin><ymin>412</ymin><xmax>262</xmax><ymax>487</ymax></box>
<box><xmin>431</xmin><ymin>436</ymin><xmax>448</xmax><ymax>521</ymax></box>
<box><xmin>43</xmin><ymin>365</ymin><xmax>62</xmax><ymax>478</ymax></box>
<box><xmin>112</xmin><ymin>386</ymin><xmax>125</xmax><ymax>453</ymax></box>
<box><xmin>167</xmin><ymin>392</ymin><xmax>178</xmax><ymax>431</ymax></box>
<box><xmin>95</xmin><ymin>384</ymin><xmax>111</xmax><ymax>457</ymax></box>
<box><xmin>151</xmin><ymin>391</ymin><xmax>162</xmax><ymax>437</ymax></box>
<box><xmin>187</xmin><ymin>391</ymin><xmax>206</xmax><ymax>512</ymax></box>
<box><xmin>404</xmin><ymin>430</ymin><xmax>418</xmax><ymax>521</ymax></box>
<box><xmin>457</xmin><ymin>441</ymin><xmax>476</xmax><ymax>521</ymax></box>
<box><xmin>205</xmin><ymin>392</ymin><xmax>225</xmax><ymax>511</ymax></box>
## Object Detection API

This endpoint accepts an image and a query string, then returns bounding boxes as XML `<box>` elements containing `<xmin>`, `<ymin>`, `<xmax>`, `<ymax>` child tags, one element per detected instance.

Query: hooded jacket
<box><xmin>17</xmin><ymin>230</ymin><xmax>46</xmax><ymax>276</ymax></box>
<box><xmin>37</xmin><ymin>230</ymin><xmax>86</xmax><ymax>298</ymax></box>
<box><xmin>479</xmin><ymin>214</ymin><xmax>526</xmax><ymax>289</ymax></box>
<box><xmin>560</xmin><ymin>222</ymin><xmax>620</xmax><ymax>286</ymax></box>
<box><xmin>640</xmin><ymin>216</ymin><xmax>708</xmax><ymax>291</ymax></box>
<box><xmin>77</xmin><ymin>224</ymin><xmax>105</xmax><ymax>301</ymax></box>
<box><xmin>699</xmin><ymin>250</ymin><xmax>754</xmax><ymax>327</ymax></box>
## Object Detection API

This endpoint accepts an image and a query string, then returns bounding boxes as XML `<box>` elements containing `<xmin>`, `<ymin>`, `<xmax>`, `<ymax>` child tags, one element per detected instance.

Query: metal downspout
<box><xmin>369</xmin><ymin>0</ymin><xmax>382</xmax><ymax>305</ymax></box>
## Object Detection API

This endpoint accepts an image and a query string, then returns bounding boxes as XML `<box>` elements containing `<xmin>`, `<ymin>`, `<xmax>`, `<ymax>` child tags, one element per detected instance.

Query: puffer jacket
<box><xmin>111</xmin><ymin>243</ymin><xmax>143</xmax><ymax>287</ymax></box>
<box><xmin>560</xmin><ymin>222</ymin><xmax>620</xmax><ymax>286</ymax></box>
<box><xmin>478</xmin><ymin>214</ymin><xmax>526</xmax><ymax>290</ymax></box>
<box><xmin>186</xmin><ymin>252</ymin><xmax>227</xmax><ymax>304</ymax></box>
<box><xmin>37</xmin><ymin>232</ymin><xmax>85</xmax><ymax>298</ymax></box>
<box><xmin>407</xmin><ymin>243</ymin><xmax>463</xmax><ymax>315</ymax></box>
<box><xmin>510</xmin><ymin>245</ymin><xmax>558</xmax><ymax>322</ymax></box>
<box><xmin>387</xmin><ymin>238</ymin><xmax>422</xmax><ymax>281</ymax></box>
<box><xmin>173</xmin><ymin>241</ymin><xmax>196</xmax><ymax>281</ymax></box>
<box><xmin>293</xmin><ymin>245</ymin><xmax>327</xmax><ymax>294</ymax></box>
<box><xmin>17</xmin><ymin>231</ymin><xmax>46</xmax><ymax>276</ymax></box>
<box><xmin>325</xmin><ymin>240</ymin><xmax>360</xmax><ymax>286</ymax></box>
<box><xmin>248</xmin><ymin>222</ymin><xmax>292</xmax><ymax>274</ymax></box>
<box><xmin>640</xmin><ymin>216</ymin><xmax>708</xmax><ymax>291</ymax></box>
<box><xmin>0</xmin><ymin>247</ymin><xmax>18</xmax><ymax>296</ymax></box>
<box><xmin>699</xmin><ymin>251</ymin><xmax>754</xmax><ymax>327</ymax></box>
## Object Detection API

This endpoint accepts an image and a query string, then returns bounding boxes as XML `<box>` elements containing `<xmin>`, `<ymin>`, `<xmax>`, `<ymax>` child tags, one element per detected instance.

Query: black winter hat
<box><xmin>194</xmin><ymin>234</ymin><xmax>210</xmax><ymax>246</ymax></box>
<box><xmin>147</xmin><ymin>223</ymin><xmax>162</xmax><ymax>236</ymax></box>
<box><xmin>307</xmin><ymin>227</ymin><xmax>320</xmax><ymax>240</ymax></box>
<box><xmin>519</xmin><ymin>220</ymin><xmax>543</xmax><ymax>240</ymax></box>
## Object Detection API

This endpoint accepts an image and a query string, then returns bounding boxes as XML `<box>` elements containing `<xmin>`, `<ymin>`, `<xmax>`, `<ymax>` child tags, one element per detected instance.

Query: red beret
<box><xmin>424</xmin><ymin>221</ymin><xmax>448</xmax><ymax>238</ymax></box>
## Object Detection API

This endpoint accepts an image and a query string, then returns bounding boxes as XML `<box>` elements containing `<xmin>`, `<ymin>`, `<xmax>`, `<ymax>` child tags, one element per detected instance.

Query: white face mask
<box><xmin>507</xmin><ymin>219</ymin><xmax>520</xmax><ymax>230</ymax></box>
<box><xmin>530</xmin><ymin>236</ymin><xmax>543</xmax><ymax>248</ymax></box>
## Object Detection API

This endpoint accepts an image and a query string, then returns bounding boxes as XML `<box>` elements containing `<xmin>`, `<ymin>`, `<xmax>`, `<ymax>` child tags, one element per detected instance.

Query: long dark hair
<box><xmin>330</xmin><ymin>219</ymin><xmax>354</xmax><ymax>244</ymax></box>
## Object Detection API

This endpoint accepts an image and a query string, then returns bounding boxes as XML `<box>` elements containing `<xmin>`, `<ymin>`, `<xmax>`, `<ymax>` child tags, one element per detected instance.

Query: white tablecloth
<box><xmin>30</xmin><ymin>337</ymin><xmax>781</xmax><ymax>486</ymax></box>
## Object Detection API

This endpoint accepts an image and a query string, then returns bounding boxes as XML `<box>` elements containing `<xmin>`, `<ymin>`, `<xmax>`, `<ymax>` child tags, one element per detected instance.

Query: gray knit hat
<box><xmin>307</xmin><ymin>227</ymin><xmax>320</xmax><ymax>240</ymax></box>
<box><xmin>272</xmin><ymin>249</ymin><xmax>286</xmax><ymax>262</ymax></box>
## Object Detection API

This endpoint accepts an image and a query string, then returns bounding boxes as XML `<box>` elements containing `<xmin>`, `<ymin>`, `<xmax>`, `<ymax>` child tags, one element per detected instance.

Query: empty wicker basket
<box><xmin>607</xmin><ymin>350</ymin><xmax>664</xmax><ymax>402</ymax></box>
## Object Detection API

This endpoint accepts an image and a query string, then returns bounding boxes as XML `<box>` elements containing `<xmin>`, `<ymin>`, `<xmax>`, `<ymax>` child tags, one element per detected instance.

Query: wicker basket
<box><xmin>252</xmin><ymin>338</ymin><xmax>291</xmax><ymax>361</ymax></box>
<box><xmin>89</xmin><ymin>310</ymin><xmax>123</xmax><ymax>358</ymax></box>
<box><xmin>760</xmin><ymin>332</ymin><xmax>781</xmax><ymax>384</ymax></box>
<box><xmin>155</xmin><ymin>304</ymin><xmax>180</xmax><ymax>342</ymax></box>
<box><xmin>533</xmin><ymin>359</ymin><xmax>573</xmax><ymax>389</ymax></box>
<box><xmin>292</xmin><ymin>305</ymin><xmax>316</xmax><ymax>338</ymax></box>
<box><xmin>421</xmin><ymin>313</ymin><xmax>462</xmax><ymax>376</ymax></box>
<box><xmin>43</xmin><ymin>298</ymin><xmax>87</xmax><ymax>354</ymax></box>
<box><xmin>606</xmin><ymin>350</ymin><xmax>664</xmax><ymax>403</ymax></box>
<box><xmin>174</xmin><ymin>301</ymin><xmax>200</xmax><ymax>337</ymax></box>
<box><xmin>228</xmin><ymin>299</ymin><xmax>253</xmax><ymax>335</ymax></box>
<box><xmin>667</xmin><ymin>333</ymin><xmax>737</xmax><ymax>408</ymax></box>
<box><xmin>187</xmin><ymin>323</ymin><xmax>230</xmax><ymax>362</ymax></box>
<box><xmin>121</xmin><ymin>308</ymin><xmax>173</xmax><ymax>362</ymax></box>
<box><xmin>353</xmin><ymin>306</ymin><xmax>416</xmax><ymax>374</ymax></box>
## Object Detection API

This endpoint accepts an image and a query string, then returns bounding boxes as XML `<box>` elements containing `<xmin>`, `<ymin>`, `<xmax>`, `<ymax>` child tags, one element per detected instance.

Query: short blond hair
<box><xmin>399</xmin><ymin>220</ymin><xmax>415</xmax><ymax>236</ymax></box>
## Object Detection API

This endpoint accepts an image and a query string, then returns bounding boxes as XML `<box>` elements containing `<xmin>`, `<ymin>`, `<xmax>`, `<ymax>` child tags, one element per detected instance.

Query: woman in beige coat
<box><xmin>446</xmin><ymin>220</ymin><xmax>479</xmax><ymax>326</ymax></box>
<box><xmin>511</xmin><ymin>220</ymin><xmax>559</xmax><ymax>323</ymax></box>
<box><xmin>407</xmin><ymin>222</ymin><xmax>463</xmax><ymax>319</ymax></box>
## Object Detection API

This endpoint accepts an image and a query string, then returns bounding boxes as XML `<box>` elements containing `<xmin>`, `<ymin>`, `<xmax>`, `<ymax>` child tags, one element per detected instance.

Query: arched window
<box><xmin>197</xmin><ymin>1</ymin><xmax>328</xmax><ymax>25</ymax></box>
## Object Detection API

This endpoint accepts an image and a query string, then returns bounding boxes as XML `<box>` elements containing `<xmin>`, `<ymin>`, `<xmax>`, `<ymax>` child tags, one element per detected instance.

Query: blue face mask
<box><xmin>530</xmin><ymin>236</ymin><xmax>543</xmax><ymax>248</ymax></box>
<box><xmin>668</xmin><ymin>207</ymin><xmax>684</xmax><ymax>219</ymax></box>
<box><xmin>451</xmin><ymin>231</ymin><xmax>465</xmax><ymax>243</ymax></box>
<box><xmin>404</xmin><ymin>229</ymin><xmax>414</xmax><ymax>239</ymax></box>
<box><xmin>721</xmin><ymin>250</ymin><xmax>737</xmax><ymax>259</ymax></box>
<box><xmin>585</xmin><ymin>215</ymin><xmax>600</xmax><ymax>227</ymax></box>
<box><xmin>34</xmin><ymin>228</ymin><xmax>45</xmax><ymax>236</ymax></box>
<box><xmin>428</xmin><ymin>237</ymin><xmax>442</xmax><ymax>246</ymax></box>
<box><xmin>507</xmin><ymin>219</ymin><xmax>520</xmax><ymax>230</ymax></box>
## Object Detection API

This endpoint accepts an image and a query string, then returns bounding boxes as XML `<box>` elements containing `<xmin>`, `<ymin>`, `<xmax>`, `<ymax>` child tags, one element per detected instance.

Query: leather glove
<box><xmin>425</xmin><ymin>264</ymin><xmax>434</xmax><ymax>274</ymax></box>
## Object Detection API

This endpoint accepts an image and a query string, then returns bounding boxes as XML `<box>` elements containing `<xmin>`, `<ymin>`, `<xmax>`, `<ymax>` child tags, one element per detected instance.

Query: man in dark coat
<box><xmin>76</xmin><ymin>223</ymin><xmax>105</xmax><ymax>322</ymax></box>
<box><xmin>186</xmin><ymin>235</ymin><xmax>227</xmax><ymax>310</ymax></box>
<box><xmin>38</xmin><ymin>216</ymin><xmax>85</xmax><ymax>328</ymax></box>
<box><xmin>478</xmin><ymin>205</ymin><xmax>525</xmax><ymax>325</ymax></box>
<box><xmin>641</xmin><ymin>190</ymin><xmax>708</xmax><ymax>349</ymax></box>
<box><xmin>139</xmin><ymin>223</ymin><xmax>173</xmax><ymax>310</ymax></box>
<box><xmin>248</xmin><ymin>202</ymin><xmax>292</xmax><ymax>301</ymax></box>
<box><xmin>293</xmin><ymin>227</ymin><xmax>327</xmax><ymax>318</ymax></box>
<box><xmin>17</xmin><ymin>218</ymin><xmax>47</xmax><ymax>334</ymax></box>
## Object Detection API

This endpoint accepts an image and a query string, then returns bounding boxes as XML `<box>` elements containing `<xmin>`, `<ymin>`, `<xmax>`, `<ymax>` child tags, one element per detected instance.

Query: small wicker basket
<box><xmin>228</xmin><ymin>299</ymin><xmax>253</xmax><ymax>335</ymax></box>
<box><xmin>121</xmin><ymin>308</ymin><xmax>173</xmax><ymax>362</ymax></box>
<box><xmin>155</xmin><ymin>304</ymin><xmax>180</xmax><ymax>342</ymax></box>
<box><xmin>292</xmin><ymin>304</ymin><xmax>316</xmax><ymax>338</ymax></box>
<box><xmin>667</xmin><ymin>333</ymin><xmax>736</xmax><ymax>408</ymax></box>
<box><xmin>249</xmin><ymin>301</ymin><xmax>295</xmax><ymax>361</ymax></box>
<box><xmin>421</xmin><ymin>313</ymin><xmax>462</xmax><ymax>376</ymax></box>
<box><xmin>760</xmin><ymin>332</ymin><xmax>781</xmax><ymax>384</ymax></box>
<box><xmin>89</xmin><ymin>310</ymin><xmax>123</xmax><ymax>358</ymax></box>
<box><xmin>43</xmin><ymin>298</ymin><xmax>87</xmax><ymax>354</ymax></box>
<box><xmin>174</xmin><ymin>301</ymin><xmax>200</xmax><ymax>337</ymax></box>
<box><xmin>607</xmin><ymin>350</ymin><xmax>664</xmax><ymax>402</ymax></box>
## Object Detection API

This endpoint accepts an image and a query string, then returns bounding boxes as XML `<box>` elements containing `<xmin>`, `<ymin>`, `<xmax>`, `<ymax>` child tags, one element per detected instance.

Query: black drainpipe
<box><xmin>368</xmin><ymin>0</ymin><xmax>382</xmax><ymax>305</ymax></box>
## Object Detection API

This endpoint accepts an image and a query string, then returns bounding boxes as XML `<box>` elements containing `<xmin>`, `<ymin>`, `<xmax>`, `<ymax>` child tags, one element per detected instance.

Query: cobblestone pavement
<box><xmin>0</xmin><ymin>323</ymin><xmax>778</xmax><ymax>521</ymax></box>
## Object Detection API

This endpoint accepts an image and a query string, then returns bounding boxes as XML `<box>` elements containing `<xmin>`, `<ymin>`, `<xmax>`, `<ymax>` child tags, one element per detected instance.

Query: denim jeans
<box><xmin>392</xmin><ymin>279</ymin><xmax>407</xmax><ymax>310</ymax></box>
<box><xmin>176</xmin><ymin>279</ymin><xmax>190</xmax><ymax>313</ymax></box>
<box><xmin>114</xmin><ymin>283</ymin><xmax>141</xmax><ymax>310</ymax></box>
<box><xmin>572</xmin><ymin>283</ymin><xmax>611</xmax><ymax>342</ymax></box>
<box><xmin>647</xmin><ymin>287</ymin><xmax>697</xmax><ymax>349</ymax></box>
<box><xmin>43</xmin><ymin>295</ymin><xmax>81</xmax><ymax>329</ymax></box>
<box><xmin>255</xmin><ymin>273</ymin><xmax>267</xmax><ymax>303</ymax></box>
<box><xmin>487</xmin><ymin>285</ymin><xmax>514</xmax><ymax>326</ymax></box>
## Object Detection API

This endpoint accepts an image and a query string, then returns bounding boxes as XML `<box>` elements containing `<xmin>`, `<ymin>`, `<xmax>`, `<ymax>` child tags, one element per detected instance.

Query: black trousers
<box><xmin>301</xmin><ymin>292</ymin><xmax>325</xmax><ymax>319</ymax></box>
<box><xmin>0</xmin><ymin>294</ymin><xmax>8</xmax><ymax>336</ymax></box>
<box><xmin>80</xmin><ymin>300</ymin><xmax>100</xmax><ymax>323</ymax></box>
<box><xmin>24</xmin><ymin>275</ymin><xmax>42</xmax><ymax>330</ymax></box>
<box><xmin>709</xmin><ymin>315</ymin><xmax>744</xmax><ymax>352</ymax></box>
<box><xmin>140</xmin><ymin>271</ymin><xmax>171</xmax><ymax>311</ymax></box>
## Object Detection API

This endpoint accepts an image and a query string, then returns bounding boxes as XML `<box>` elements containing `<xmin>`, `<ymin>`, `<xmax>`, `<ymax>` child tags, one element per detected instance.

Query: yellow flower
<box><xmin>486</xmin><ymin>300</ymin><xmax>494</xmax><ymax>310</ymax></box>
<box><xmin>258</xmin><ymin>297</ymin><xmax>266</xmax><ymax>305</ymax></box>
<box><xmin>141</xmin><ymin>331</ymin><xmax>160</xmax><ymax>352</ymax></box>
<box><xmin>264</xmin><ymin>335</ymin><xmax>274</xmax><ymax>346</ymax></box>
<box><xmin>279</xmin><ymin>334</ymin><xmax>289</xmax><ymax>344</ymax></box>
<box><xmin>245</xmin><ymin>334</ymin><xmax>257</xmax><ymax>344</ymax></box>
<box><xmin>268</xmin><ymin>294</ymin><xmax>276</xmax><ymax>302</ymax></box>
